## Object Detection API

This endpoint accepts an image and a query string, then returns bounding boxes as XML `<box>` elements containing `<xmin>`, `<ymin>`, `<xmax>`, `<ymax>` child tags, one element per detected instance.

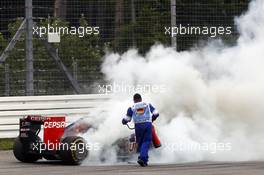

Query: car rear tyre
<box><xmin>13</xmin><ymin>137</ymin><xmax>41</xmax><ymax>163</ymax></box>
<box><xmin>59</xmin><ymin>136</ymin><xmax>88</xmax><ymax>165</ymax></box>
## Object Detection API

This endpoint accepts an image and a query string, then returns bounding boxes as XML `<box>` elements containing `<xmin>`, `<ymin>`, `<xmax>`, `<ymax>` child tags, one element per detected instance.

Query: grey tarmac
<box><xmin>0</xmin><ymin>151</ymin><xmax>264</xmax><ymax>175</ymax></box>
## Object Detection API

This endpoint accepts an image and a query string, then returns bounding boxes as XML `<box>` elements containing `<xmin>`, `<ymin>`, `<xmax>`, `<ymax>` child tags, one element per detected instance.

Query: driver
<box><xmin>122</xmin><ymin>93</ymin><xmax>159</xmax><ymax>167</ymax></box>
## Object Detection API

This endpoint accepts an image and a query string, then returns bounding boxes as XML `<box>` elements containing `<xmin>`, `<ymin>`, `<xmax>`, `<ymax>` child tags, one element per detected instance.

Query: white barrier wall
<box><xmin>0</xmin><ymin>94</ymin><xmax>110</xmax><ymax>138</ymax></box>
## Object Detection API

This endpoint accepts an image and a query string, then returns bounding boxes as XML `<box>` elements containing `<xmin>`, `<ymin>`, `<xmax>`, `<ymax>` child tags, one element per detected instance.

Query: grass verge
<box><xmin>0</xmin><ymin>138</ymin><xmax>14</xmax><ymax>150</ymax></box>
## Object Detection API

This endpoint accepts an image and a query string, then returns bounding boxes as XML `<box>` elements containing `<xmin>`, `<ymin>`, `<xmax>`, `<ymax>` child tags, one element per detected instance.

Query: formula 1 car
<box><xmin>13</xmin><ymin>115</ymin><xmax>161</xmax><ymax>165</ymax></box>
<box><xmin>13</xmin><ymin>115</ymin><xmax>90</xmax><ymax>165</ymax></box>
<box><xmin>113</xmin><ymin>123</ymin><xmax>161</xmax><ymax>162</ymax></box>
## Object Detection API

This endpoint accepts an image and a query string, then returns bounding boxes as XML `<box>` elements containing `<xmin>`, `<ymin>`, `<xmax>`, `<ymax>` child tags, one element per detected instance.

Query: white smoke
<box><xmin>84</xmin><ymin>0</ymin><xmax>264</xmax><ymax>164</ymax></box>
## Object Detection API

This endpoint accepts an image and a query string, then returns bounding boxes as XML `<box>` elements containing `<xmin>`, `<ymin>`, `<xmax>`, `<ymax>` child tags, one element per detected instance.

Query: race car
<box><xmin>13</xmin><ymin>115</ymin><xmax>89</xmax><ymax>165</ymax></box>
<box><xmin>112</xmin><ymin>123</ymin><xmax>161</xmax><ymax>162</ymax></box>
<box><xmin>13</xmin><ymin>115</ymin><xmax>161</xmax><ymax>165</ymax></box>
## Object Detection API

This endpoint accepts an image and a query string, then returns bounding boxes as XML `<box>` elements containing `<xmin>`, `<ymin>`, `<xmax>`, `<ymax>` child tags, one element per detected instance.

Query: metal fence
<box><xmin>0</xmin><ymin>0</ymin><xmax>250</xmax><ymax>96</ymax></box>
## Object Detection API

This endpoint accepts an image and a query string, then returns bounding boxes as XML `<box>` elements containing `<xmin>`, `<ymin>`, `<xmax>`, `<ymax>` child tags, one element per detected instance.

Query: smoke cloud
<box><xmin>83</xmin><ymin>0</ymin><xmax>264</xmax><ymax>164</ymax></box>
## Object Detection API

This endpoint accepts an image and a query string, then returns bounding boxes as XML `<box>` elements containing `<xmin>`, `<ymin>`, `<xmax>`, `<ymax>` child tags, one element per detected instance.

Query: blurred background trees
<box><xmin>0</xmin><ymin>0</ymin><xmax>250</xmax><ymax>96</ymax></box>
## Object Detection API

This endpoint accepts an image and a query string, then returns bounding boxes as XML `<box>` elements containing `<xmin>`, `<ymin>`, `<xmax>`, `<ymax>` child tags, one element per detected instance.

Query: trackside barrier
<box><xmin>0</xmin><ymin>94</ymin><xmax>110</xmax><ymax>138</ymax></box>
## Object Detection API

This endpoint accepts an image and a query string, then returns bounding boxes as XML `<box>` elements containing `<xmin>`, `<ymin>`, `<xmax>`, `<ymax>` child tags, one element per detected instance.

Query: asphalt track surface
<box><xmin>1</xmin><ymin>151</ymin><xmax>264</xmax><ymax>175</ymax></box>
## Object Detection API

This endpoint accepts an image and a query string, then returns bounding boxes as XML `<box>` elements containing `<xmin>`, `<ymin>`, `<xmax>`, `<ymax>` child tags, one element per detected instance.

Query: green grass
<box><xmin>0</xmin><ymin>138</ymin><xmax>14</xmax><ymax>150</ymax></box>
